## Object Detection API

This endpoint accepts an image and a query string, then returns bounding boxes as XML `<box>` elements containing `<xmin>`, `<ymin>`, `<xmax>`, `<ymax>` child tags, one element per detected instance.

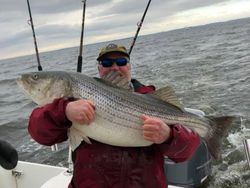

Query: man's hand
<box><xmin>65</xmin><ymin>99</ymin><xmax>96</xmax><ymax>125</ymax></box>
<box><xmin>141</xmin><ymin>114</ymin><xmax>171</xmax><ymax>144</ymax></box>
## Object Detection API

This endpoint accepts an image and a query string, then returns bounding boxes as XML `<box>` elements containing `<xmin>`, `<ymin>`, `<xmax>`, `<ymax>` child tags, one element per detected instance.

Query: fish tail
<box><xmin>205</xmin><ymin>116</ymin><xmax>235</xmax><ymax>160</ymax></box>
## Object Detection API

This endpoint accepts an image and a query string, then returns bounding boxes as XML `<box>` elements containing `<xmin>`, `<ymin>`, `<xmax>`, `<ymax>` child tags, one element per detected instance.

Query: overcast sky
<box><xmin>0</xmin><ymin>0</ymin><xmax>250</xmax><ymax>60</ymax></box>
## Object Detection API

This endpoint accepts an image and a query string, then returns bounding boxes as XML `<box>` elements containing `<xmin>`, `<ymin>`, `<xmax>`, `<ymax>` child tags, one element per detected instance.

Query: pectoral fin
<box><xmin>68</xmin><ymin>126</ymin><xmax>92</xmax><ymax>151</ymax></box>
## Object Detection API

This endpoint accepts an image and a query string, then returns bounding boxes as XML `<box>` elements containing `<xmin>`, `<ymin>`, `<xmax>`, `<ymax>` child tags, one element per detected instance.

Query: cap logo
<box><xmin>106</xmin><ymin>43</ymin><xmax>117</xmax><ymax>49</ymax></box>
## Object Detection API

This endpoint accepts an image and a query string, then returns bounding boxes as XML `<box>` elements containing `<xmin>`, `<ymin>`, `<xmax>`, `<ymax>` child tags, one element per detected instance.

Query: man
<box><xmin>28</xmin><ymin>43</ymin><xmax>200</xmax><ymax>188</ymax></box>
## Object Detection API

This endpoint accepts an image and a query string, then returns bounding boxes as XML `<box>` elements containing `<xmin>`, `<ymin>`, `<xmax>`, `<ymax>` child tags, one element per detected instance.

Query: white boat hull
<box><xmin>0</xmin><ymin>161</ymin><xmax>183</xmax><ymax>188</ymax></box>
<box><xmin>0</xmin><ymin>161</ymin><xmax>71</xmax><ymax>188</ymax></box>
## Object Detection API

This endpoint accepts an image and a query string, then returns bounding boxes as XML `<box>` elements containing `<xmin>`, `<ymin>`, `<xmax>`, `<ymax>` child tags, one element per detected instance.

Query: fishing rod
<box><xmin>26</xmin><ymin>0</ymin><xmax>42</xmax><ymax>71</ymax></box>
<box><xmin>77</xmin><ymin>0</ymin><xmax>87</xmax><ymax>73</ymax></box>
<box><xmin>27</xmin><ymin>0</ymin><xmax>59</xmax><ymax>152</ymax></box>
<box><xmin>66</xmin><ymin>0</ymin><xmax>87</xmax><ymax>171</ymax></box>
<box><xmin>128</xmin><ymin>0</ymin><xmax>152</xmax><ymax>55</ymax></box>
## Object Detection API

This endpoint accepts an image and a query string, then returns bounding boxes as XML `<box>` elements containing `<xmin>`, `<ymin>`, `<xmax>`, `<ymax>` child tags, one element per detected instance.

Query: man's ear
<box><xmin>128</xmin><ymin>63</ymin><xmax>131</xmax><ymax>70</ymax></box>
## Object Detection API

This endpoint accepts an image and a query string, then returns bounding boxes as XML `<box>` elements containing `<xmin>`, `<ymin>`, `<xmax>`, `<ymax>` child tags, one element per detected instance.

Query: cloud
<box><xmin>0</xmin><ymin>0</ymin><xmax>112</xmax><ymax>14</ymax></box>
<box><xmin>99</xmin><ymin>0</ymin><xmax>230</xmax><ymax>17</ymax></box>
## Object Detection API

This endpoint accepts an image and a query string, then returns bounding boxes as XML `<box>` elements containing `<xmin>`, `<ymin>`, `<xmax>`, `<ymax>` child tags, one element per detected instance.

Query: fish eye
<box><xmin>32</xmin><ymin>74</ymin><xmax>39</xmax><ymax>80</ymax></box>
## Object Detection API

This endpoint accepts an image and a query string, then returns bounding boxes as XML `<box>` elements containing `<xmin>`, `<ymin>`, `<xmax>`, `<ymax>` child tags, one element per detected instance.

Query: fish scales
<box><xmin>72</xmin><ymin>73</ymin><xmax>209</xmax><ymax>133</ymax></box>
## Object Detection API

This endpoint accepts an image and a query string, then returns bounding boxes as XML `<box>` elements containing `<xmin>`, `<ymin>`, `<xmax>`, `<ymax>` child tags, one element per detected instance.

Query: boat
<box><xmin>6</xmin><ymin>135</ymin><xmax>250</xmax><ymax>188</ymax></box>
<box><xmin>0</xmin><ymin>108</ymin><xmax>213</xmax><ymax>188</ymax></box>
<box><xmin>0</xmin><ymin>144</ymin><xmax>211</xmax><ymax>188</ymax></box>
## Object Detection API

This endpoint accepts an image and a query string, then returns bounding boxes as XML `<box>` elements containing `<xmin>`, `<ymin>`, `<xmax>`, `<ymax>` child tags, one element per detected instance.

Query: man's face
<box><xmin>98</xmin><ymin>52</ymin><xmax>131</xmax><ymax>81</ymax></box>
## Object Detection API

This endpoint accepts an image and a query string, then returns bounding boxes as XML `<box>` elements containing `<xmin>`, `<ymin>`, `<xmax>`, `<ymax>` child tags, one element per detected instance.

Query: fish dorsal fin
<box><xmin>152</xmin><ymin>85</ymin><xmax>184</xmax><ymax>111</ymax></box>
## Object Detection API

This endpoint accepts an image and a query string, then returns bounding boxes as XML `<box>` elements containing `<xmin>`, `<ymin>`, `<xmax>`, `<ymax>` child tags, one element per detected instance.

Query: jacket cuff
<box><xmin>156</xmin><ymin>124</ymin><xmax>200</xmax><ymax>159</ymax></box>
<box><xmin>44</xmin><ymin>97</ymin><xmax>74</xmax><ymax>128</ymax></box>
<box><xmin>163</xmin><ymin>126</ymin><xmax>174</xmax><ymax>144</ymax></box>
<box><xmin>62</xmin><ymin>99</ymin><xmax>72</xmax><ymax>127</ymax></box>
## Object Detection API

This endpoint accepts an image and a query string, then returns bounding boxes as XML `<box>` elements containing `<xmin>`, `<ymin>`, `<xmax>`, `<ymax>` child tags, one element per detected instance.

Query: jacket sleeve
<box><xmin>156</xmin><ymin>124</ymin><xmax>200</xmax><ymax>163</ymax></box>
<box><xmin>28</xmin><ymin>98</ymin><xmax>72</xmax><ymax>146</ymax></box>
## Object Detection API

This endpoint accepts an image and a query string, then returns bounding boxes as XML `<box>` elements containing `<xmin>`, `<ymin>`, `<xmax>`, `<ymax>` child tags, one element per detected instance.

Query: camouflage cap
<box><xmin>97</xmin><ymin>43</ymin><xmax>130</xmax><ymax>61</ymax></box>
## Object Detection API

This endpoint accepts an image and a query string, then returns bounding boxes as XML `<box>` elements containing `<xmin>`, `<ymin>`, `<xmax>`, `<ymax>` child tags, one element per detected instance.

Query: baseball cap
<box><xmin>97</xmin><ymin>43</ymin><xmax>130</xmax><ymax>61</ymax></box>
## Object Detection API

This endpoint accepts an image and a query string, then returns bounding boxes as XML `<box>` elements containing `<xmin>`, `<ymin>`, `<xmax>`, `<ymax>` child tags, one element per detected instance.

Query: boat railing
<box><xmin>243</xmin><ymin>139</ymin><xmax>250</xmax><ymax>167</ymax></box>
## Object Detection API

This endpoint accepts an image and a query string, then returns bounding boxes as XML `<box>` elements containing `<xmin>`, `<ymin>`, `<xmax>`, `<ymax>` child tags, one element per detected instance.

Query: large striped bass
<box><xmin>17</xmin><ymin>71</ymin><xmax>234</xmax><ymax>159</ymax></box>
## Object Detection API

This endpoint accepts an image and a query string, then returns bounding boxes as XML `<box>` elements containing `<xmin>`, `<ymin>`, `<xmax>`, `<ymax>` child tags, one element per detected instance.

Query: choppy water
<box><xmin>0</xmin><ymin>17</ymin><xmax>250</xmax><ymax>188</ymax></box>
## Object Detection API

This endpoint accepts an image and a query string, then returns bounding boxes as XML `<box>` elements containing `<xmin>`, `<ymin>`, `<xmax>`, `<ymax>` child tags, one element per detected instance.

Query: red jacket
<box><xmin>28</xmin><ymin>82</ymin><xmax>200</xmax><ymax>188</ymax></box>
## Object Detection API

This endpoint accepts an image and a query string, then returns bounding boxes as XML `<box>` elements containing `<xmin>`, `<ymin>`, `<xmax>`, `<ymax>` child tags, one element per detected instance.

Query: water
<box><xmin>1</xmin><ymin>17</ymin><xmax>250</xmax><ymax>187</ymax></box>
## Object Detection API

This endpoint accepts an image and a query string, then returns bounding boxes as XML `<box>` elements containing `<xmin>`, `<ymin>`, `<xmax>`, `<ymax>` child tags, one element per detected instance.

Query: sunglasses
<box><xmin>100</xmin><ymin>58</ymin><xmax>129</xmax><ymax>68</ymax></box>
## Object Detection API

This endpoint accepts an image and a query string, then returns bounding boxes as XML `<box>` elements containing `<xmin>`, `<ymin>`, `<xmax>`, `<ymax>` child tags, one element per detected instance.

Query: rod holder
<box><xmin>51</xmin><ymin>144</ymin><xmax>58</xmax><ymax>151</ymax></box>
<box><xmin>243</xmin><ymin>139</ymin><xmax>250</xmax><ymax>167</ymax></box>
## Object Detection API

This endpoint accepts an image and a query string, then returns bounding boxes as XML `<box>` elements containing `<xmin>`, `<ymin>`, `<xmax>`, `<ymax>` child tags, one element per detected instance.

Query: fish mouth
<box><xmin>16</xmin><ymin>76</ymin><xmax>30</xmax><ymax>91</ymax></box>
<box><xmin>16</xmin><ymin>78</ymin><xmax>22</xmax><ymax>84</ymax></box>
<box><xmin>16</xmin><ymin>78</ymin><xmax>24</xmax><ymax>88</ymax></box>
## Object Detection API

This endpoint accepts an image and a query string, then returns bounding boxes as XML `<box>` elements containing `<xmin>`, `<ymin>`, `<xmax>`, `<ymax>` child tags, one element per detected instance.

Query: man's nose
<box><xmin>110</xmin><ymin>63</ymin><xmax>119</xmax><ymax>71</ymax></box>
